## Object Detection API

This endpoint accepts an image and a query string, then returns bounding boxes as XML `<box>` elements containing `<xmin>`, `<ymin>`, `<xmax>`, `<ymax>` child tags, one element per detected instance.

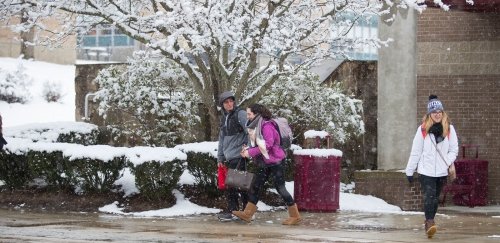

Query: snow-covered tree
<box><xmin>0</xmin><ymin>0</ymin><xmax>473</xmax><ymax>139</ymax></box>
<box><xmin>94</xmin><ymin>51</ymin><xmax>200</xmax><ymax>146</ymax></box>
<box><xmin>259</xmin><ymin>70</ymin><xmax>364</xmax><ymax>145</ymax></box>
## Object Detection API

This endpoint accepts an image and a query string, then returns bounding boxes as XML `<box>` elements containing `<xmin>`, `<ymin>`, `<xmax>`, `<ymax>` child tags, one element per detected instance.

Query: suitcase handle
<box><xmin>461</xmin><ymin>144</ymin><xmax>479</xmax><ymax>159</ymax></box>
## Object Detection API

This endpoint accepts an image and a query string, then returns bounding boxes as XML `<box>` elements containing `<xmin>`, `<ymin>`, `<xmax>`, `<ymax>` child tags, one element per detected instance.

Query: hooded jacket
<box><xmin>217</xmin><ymin>107</ymin><xmax>248</xmax><ymax>162</ymax></box>
<box><xmin>247</xmin><ymin>120</ymin><xmax>286</xmax><ymax>166</ymax></box>
<box><xmin>405</xmin><ymin>124</ymin><xmax>458</xmax><ymax>177</ymax></box>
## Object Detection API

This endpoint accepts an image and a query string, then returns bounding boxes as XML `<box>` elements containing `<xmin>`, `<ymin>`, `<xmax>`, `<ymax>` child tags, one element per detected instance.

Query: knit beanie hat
<box><xmin>218</xmin><ymin>91</ymin><xmax>235</xmax><ymax>107</ymax></box>
<box><xmin>427</xmin><ymin>94</ymin><xmax>444</xmax><ymax>114</ymax></box>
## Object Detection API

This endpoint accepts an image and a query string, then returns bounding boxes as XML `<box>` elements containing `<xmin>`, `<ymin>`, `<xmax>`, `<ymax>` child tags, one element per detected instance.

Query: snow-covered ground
<box><xmin>0</xmin><ymin>57</ymin><xmax>407</xmax><ymax>217</ymax></box>
<box><xmin>0</xmin><ymin>57</ymin><xmax>76</xmax><ymax>127</ymax></box>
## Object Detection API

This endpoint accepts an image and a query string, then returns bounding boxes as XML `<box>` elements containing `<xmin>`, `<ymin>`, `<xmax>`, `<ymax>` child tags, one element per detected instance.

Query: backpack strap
<box><xmin>421</xmin><ymin>123</ymin><xmax>427</xmax><ymax>138</ymax></box>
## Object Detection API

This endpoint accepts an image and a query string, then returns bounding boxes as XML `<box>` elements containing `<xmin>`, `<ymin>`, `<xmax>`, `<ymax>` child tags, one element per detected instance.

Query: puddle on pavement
<box><xmin>338</xmin><ymin>225</ymin><xmax>398</xmax><ymax>231</ymax></box>
<box><xmin>7</xmin><ymin>220</ymin><xmax>90</xmax><ymax>227</ymax></box>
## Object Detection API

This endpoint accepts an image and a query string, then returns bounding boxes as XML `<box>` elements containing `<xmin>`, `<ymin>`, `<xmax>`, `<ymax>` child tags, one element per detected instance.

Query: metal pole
<box><xmin>84</xmin><ymin>92</ymin><xmax>97</xmax><ymax>121</ymax></box>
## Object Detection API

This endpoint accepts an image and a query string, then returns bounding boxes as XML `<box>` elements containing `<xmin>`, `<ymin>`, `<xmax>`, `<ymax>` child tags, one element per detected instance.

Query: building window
<box><xmin>332</xmin><ymin>12</ymin><xmax>378</xmax><ymax>61</ymax></box>
<box><xmin>78</xmin><ymin>24</ymin><xmax>134</xmax><ymax>48</ymax></box>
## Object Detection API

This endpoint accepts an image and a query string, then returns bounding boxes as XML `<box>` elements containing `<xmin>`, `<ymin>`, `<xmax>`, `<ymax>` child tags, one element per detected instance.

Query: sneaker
<box><xmin>217</xmin><ymin>212</ymin><xmax>238</xmax><ymax>222</ymax></box>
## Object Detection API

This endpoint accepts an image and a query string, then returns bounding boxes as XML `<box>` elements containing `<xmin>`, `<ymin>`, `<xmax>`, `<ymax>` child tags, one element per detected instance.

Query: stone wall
<box><xmin>417</xmin><ymin>8</ymin><xmax>500</xmax><ymax>204</ymax></box>
<box><xmin>74</xmin><ymin>63</ymin><xmax>119</xmax><ymax>124</ymax></box>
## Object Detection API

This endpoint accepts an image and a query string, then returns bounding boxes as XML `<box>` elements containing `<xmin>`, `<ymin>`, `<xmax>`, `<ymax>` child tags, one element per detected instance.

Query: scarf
<box><xmin>429</xmin><ymin>123</ymin><xmax>444</xmax><ymax>143</ymax></box>
<box><xmin>246</xmin><ymin>115</ymin><xmax>270</xmax><ymax>159</ymax></box>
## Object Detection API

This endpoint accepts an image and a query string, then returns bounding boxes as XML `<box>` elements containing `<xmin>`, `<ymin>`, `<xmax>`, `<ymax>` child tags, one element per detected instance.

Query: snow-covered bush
<box><xmin>41</xmin><ymin>80</ymin><xmax>63</xmax><ymax>102</ymax></box>
<box><xmin>257</xmin><ymin>70</ymin><xmax>364</xmax><ymax>145</ymax></box>
<box><xmin>4</xmin><ymin>122</ymin><xmax>101</xmax><ymax>145</ymax></box>
<box><xmin>27</xmin><ymin>151</ymin><xmax>73</xmax><ymax>190</ymax></box>
<box><xmin>130</xmin><ymin>160</ymin><xmax>185</xmax><ymax>201</ymax></box>
<box><xmin>94</xmin><ymin>51</ymin><xmax>200</xmax><ymax>147</ymax></box>
<box><xmin>0</xmin><ymin>64</ymin><xmax>33</xmax><ymax>104</ymax></box>
<box><xmin>71</xmin><ymin>156</ymin><xmax>127</xmax><ymax>193</ymax></box>
<box><xmin>0</xmin><ymin>151</ymin><xmax>31</xmax><ymax>189</ymax></box>
<box><xmin>183</xmin><ymin>151</ymin><xmax>221</xmax><ymax>197</ymax></box>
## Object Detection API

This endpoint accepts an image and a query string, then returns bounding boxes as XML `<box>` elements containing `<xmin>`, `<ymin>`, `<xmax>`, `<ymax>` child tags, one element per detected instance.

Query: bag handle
<box><xmin>235</xmin><ymin>158</ymin><xmax>247</xmax><ymax>170</ymax></box>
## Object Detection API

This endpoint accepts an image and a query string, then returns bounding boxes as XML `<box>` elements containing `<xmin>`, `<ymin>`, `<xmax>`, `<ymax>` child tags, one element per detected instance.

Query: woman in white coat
<box><xmin>405</xmin><ymin>95</ymin><xmax>459</xmax><ymax>239</ymax></box>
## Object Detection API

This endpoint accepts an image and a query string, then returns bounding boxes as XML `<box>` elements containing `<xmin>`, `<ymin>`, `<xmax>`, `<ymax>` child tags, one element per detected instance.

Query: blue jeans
<box><xmin>248</xmin><ymin>163</ymin><xmax>294</xmax><ymax>207</ymax></box>
<box><xmin>419</xmin><ymin>174</ymin><xmax>447</xmax><ymax>220</ymax></box>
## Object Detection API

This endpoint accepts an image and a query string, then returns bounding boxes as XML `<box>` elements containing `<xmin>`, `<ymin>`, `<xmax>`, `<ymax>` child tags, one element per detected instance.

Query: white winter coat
<box><xmin>405</xmin><ymin>125</ymin><xmax>459</xmax><ymax>178</ymax></box>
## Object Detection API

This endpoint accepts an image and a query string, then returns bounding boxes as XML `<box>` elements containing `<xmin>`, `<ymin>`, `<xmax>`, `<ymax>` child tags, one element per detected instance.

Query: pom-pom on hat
<box><xmin>427</xmin><ymin>94</ymin><xmax>444</xmax><ymax>114</ymax></box>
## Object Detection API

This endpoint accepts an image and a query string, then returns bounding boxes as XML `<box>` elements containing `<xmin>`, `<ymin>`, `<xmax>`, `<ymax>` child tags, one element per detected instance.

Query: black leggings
<box><xmin>419</xmin><ymin>174</ymin><xmax>447</xmax><ymax>220</ymax></box>
<box><xmin>248</xmin><ymin>163</ymin><xmax>294</xmax><ymax>207</ymax></box>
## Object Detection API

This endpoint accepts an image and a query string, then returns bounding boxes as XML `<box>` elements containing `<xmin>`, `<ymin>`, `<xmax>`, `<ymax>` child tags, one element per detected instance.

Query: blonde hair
<box><xmin>421</xmin><ymin>111</ymin><xmax>450</xmax><ymax>137</ymax></box>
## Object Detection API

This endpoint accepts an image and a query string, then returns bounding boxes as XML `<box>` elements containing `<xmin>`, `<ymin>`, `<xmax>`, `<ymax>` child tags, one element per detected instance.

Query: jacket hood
<box><xmin>218</xmin><ymin>91</ymin><xmax>235</xmax><ymax>107</ymax></box>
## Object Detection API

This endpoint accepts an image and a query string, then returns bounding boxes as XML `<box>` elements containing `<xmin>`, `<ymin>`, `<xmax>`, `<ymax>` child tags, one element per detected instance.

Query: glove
<box><xmin>407</xmin><ymin>176</ymin><xmax>413</xmax><ymax>183</ymax></box>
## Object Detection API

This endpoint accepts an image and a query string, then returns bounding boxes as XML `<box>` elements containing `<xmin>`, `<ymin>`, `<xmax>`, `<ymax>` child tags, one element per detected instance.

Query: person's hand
<box><xmin>407</xmin><ymin>175</ymin><xmax>413</xmax><ymax>183</ymax></box>
<box><xmin>241</xmin><ymin>149</ymin><xmax>249</xmax><ymax>158</ymax></box>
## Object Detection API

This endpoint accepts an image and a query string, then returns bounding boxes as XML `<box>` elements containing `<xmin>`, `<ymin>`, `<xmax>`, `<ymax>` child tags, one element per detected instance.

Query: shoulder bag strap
<box><xmin>430</xmin><ymin>134</ymin><xmax>449</xmax><ymax>167</ymax></box>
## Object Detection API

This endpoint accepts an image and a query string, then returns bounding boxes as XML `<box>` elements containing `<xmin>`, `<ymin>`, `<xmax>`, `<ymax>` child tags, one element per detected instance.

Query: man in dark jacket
<box><xmin>217</xmin><ymin>91</ymin><xmax>249</xmax><ymax>221</ymax></box>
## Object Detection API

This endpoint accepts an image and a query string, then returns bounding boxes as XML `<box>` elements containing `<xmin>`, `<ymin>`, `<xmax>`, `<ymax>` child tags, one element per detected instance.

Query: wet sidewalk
<box><xmin>1</xmin><ymin>206</ymin><xmax>499</xmax><ymax>242</ymax></box>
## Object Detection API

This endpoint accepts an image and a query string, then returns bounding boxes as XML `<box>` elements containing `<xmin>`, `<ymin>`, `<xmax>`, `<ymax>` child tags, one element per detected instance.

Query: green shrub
<box><xmin>56</xmin><ymin>130</ymin><xmax>100</xmax><ymax>145</ymax></box>
<box><xmin>70</xmin><ymin>156</ymin><xmax>126</xmax><ymax>193</ymax></box>
<box><xmin>26</xmin><ymin>151</ymin><xmax>73</xmax><ymax>190</ymax></box>
<box><xmin>0</xmin><ymin>151</ymin><xmax>32</xmax><ymax>189</ymax></box>
<box><xmin>130</xmin><ymin>159</ymin><xmax>185</xmax><ymax>201</ymax></box>
<box><xmin>185</xmin><ymin>152</ymin><xmax>222</xmax><ymax>197</ymax></box>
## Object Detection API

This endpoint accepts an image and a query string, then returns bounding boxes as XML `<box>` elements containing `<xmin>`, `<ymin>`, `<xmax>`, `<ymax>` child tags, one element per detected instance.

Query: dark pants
<box><xmin>248</xmin><ymin>163</ymin><xmax>294</xmax><ymax>207</ymax></box>
<box><xmin>225</xmin><ymin>158</ymin><xmax>248</xmax><ymax>212</ymax></box>
<box><xmin>419</xmin><ymin>174</ymin><xmax>447</xmax><ymax>220</ymax></box>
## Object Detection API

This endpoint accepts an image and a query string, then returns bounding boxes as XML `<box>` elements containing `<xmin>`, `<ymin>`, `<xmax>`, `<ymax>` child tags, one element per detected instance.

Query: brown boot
<box><xmin>425</xmin><ymin>219</ymin><xmax>437</xmax><ymax>238</ymax></box>
<box><xmin>282</xmin><ymin>204</ymin><xmax>301</xmax><ymax>225</ymax></box>
<box><xmin>232</xmin><ymin>202</ymin><xmax>257</xmax><ymax>223</ymax></box>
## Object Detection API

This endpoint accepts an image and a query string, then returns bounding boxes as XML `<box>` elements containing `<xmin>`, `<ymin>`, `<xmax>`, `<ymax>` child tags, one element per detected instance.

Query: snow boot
<box><xmin>232</xmin><ymin>202</ymin><xmax>257</xmax><ymax>223</ymax></box>
<box><xmin>282</xmin><ymin>204</ymin><xmax>301</xmax><ymax>225</ymax></box>
<box><xmin>425</xmin><ymin>219</ymin><xmax>437</xmax><ymax>238</ymax></box>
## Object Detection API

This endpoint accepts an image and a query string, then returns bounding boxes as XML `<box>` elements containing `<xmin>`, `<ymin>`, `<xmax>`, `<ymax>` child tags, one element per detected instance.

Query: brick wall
<box><xmin>354</xmin><ymin>171</ymin><xmax>423</xmax><ymax>211</ymax></box>
<box><xmin>417</xmin><ymin>8</ymin><xmax>500</xmax><ymax>204</ymax></box>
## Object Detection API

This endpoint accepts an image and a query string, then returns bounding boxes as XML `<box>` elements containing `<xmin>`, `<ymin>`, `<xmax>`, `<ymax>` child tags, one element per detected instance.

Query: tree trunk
<box><xmin>198</xmin><ymin>102</ymin><xmax>221</xmax><ymax>141</ymax></box>
<box><xmin>209</xmin><ymin>106</ymin><xmax>220</xmax><ymax>141</ymax></box>
<box><xmin>20</xmin><ymin>7</ymin><xmax>35</xmax><ymax>60</ymax></box>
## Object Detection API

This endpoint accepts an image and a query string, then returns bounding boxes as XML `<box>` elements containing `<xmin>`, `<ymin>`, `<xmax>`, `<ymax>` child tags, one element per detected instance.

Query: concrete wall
<box><xmin>377</xmin><ymin>6</ymin><xmax>418</xmax><ymax>170</ymax></box>
<box><xmin>0</xmin><ymin>17</ymin><xmax>77</xmax><ymax>65</ymax></box>
<box><xmin>416</xmin><ymin>8</ymin><xmax>500</xmax><ymax>204</ymax></box>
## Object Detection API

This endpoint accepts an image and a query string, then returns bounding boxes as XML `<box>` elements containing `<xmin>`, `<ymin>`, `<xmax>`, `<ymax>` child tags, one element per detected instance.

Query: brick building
<box><xmin>355</xmin><ymin>1</ymin><xmax>500</xmax><ymax>209</ymax></box>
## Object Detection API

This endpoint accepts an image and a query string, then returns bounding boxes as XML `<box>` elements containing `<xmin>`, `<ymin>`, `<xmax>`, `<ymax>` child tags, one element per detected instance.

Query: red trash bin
<box><xmin>452</xmin><ymin>144</ymin><xmax>488</xmax><ymax>206</ymax></box>
<box><xmin>293</xmin><ymin>149</ymin><xmax>342</xmax><ymax>212</ymax></box>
